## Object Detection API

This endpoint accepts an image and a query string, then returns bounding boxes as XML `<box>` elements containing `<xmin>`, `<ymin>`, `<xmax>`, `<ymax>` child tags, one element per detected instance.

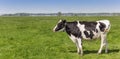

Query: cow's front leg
<box><xmin>77</xmin><ymin>38</ymin><xmax>83</xmax><ymax>56</ymax></box>
<box><xmin>74</xmin><ymin>39</ymin><xmax>80</xmax><ymax>54</ymax></box>
<box><xmin>69</xmin><ymin>35</ymin><xmax>80</xmax><ymax>54</ymax></box>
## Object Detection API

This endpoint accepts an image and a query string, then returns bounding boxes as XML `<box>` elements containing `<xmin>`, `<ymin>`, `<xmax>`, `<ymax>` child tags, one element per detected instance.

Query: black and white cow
<box><xmin>53</xmin><ymin>19</ymin><xmax>111</xmax><ymax>56</ymax></box>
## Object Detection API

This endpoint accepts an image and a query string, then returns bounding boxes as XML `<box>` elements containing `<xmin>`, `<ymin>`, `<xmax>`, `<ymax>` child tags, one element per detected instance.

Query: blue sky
<box><xmin>0</xmin><ymin>0</ymin><xmax>120</xmax><ymax>14</ymax></box>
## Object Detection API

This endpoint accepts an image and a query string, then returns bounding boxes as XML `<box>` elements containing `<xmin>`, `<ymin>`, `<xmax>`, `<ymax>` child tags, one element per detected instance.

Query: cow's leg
<box><xmin>69</xmin><ymin>35</ymin><xmax>79</xmax><ymax>54</ymax></box>
<box><xmin>77</xmin><ymin>38</ymin><xmax>83</xmax><ymax>56</ymax></box>
<box><xmin>69</xmin><ymin>35</ymin><xmax>76</xmax><ymax>43</ymax></box>
<box><xmin>75</xmin><ymin>39</ymin><xmax>80</xmax><ymax>54</ymax></box>
<box><xmin>98</xmin><ymin>33</ymin><xmax>107</xmax><ymax>54</ymax></box>
<box><xmin>104</xmin><ymin>34</ymin><xmax>108</xmax><ymax>53</ymax></box>
<box><xmin>105</xmin><ymin>38</ymin><xmax>108</xmax><ymax>53</ymax></box>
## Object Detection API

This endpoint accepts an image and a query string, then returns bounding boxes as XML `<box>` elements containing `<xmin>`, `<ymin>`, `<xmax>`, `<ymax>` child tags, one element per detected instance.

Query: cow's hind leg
<box><xmin>104</xmin><ymin>35</ymin><xmax>108</xmax><ymax>53</ymax></box>
<box><xmin>98</xmin><ymin>33</ymin><xmax>108</xmax><ymax>54</ymax></box>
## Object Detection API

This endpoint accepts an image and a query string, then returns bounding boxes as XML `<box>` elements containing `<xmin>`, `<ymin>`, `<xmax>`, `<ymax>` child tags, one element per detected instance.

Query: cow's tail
<box><xmin>105</xmin><ymin>20</ymin><xmax>111</xmax><ymax>32</ymax></box>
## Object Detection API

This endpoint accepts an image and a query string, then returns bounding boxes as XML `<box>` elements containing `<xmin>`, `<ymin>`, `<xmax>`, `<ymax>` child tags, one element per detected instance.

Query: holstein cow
<box><xmin>53</xmin><ymin>19</ymin><xmax>111</xmax><ymax>56</ymax></box>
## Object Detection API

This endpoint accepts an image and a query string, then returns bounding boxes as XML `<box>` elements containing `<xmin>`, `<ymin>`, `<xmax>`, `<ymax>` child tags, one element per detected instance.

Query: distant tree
<box><xmin>58</xmin><ymin>12</ymin><xmax>62</xmax><ymax>16</ymax></box>
<box><xmin>74</xmin><ymin>14</ymin><xmax>78</xmax><ymax>16</ymax></box>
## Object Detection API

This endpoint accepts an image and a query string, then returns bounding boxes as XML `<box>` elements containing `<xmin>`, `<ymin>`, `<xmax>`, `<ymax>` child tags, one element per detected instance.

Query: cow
<box><xmin>53</xmin><ymin>19</ymin><xmax>111</xmax><ymax>56</ymax></box>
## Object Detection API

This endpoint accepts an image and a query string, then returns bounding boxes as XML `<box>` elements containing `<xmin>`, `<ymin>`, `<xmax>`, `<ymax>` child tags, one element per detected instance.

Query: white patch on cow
<box><xmin>69</xmin><ymin>34</ymin><xmax>77</xmax><ymax>43</ymax></box>
<box><xmin>58</xmin><ymin>19</ymin><xmax>62</xmax><ymax>23</ymax></box>
<box><xmin>77</xmin><ymin>21</ymin><xmax>90</xmax><ymax>39</ymax></box>
<box><xmin>77</xmin><ymin>21</ymin><xmax>85</xmax><ymax>31</ymax></box>
<box><xmin>59</xmin><ymin>27</ymin><xmax>65</xmax><ymax>32</ymax></box>
<box><xmin>53</xmin><ymin>20</ymin><xmax>63</xmax><ymax>32</ymax></box>
<box><xmin>53</xmin><ymin>25</ymin><xmax>58</xmax><ymax>32</ymax></box>
<box><xmin>92</xmin><ymin>31</ymin><xmax>99</xmax><ymax>39</ymax></box>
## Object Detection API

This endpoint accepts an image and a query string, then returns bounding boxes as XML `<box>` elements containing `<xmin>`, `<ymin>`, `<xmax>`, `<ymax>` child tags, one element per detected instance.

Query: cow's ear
<box><xmin>62</xmin><ymin>20</ymin><xmax>66</xmax><ymax>23</ymax></box>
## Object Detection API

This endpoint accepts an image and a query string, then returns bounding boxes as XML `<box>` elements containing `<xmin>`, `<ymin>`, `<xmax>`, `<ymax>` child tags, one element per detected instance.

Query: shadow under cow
<box><xmin>69</xmin><ymin>49</ymin><xmax>119</xmax><ymax>54</ymax></box>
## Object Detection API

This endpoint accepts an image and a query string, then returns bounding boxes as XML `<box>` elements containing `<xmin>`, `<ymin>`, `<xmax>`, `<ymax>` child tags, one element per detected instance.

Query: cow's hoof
<box><xmin>77</xmin><ymin>51</ymin><xmax>83</xmax><ymax>56</ymax></box>
<box><xmin>105</xmin><ymin>51</ymin><xmax>108</xmax><ymax>53</ymax></box>
<box><xmin>78</xmin><ymin>53</ymin><xmax>83</xmax><ymax>56</ymax></box>
<box><xmin>97</xmin><ymin>53</ymin><xmax>101</xmax><ymax>55</ymax></box>
<box><xmin>80</xmin><ymin>54</ymin><xmax>83</xmax><ymax>56</ymax></box>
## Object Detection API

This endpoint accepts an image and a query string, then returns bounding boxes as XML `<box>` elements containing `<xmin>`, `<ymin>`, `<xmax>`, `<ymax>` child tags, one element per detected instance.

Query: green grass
<box><xmin>0</xmin><ymin>16</ymin><xmax>119</xmax><ymax>59</ymax></box>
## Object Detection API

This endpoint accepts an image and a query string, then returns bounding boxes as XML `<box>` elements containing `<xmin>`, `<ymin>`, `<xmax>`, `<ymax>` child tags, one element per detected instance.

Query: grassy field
<box><xmin>0</xmin><ymin>16</ymin><xmax>120</xmax><ymax>59</ymax></box>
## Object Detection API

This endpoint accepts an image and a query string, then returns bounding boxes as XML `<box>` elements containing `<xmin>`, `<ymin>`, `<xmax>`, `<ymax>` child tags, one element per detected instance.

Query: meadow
<box><xmin>0</xmin><ymin>16</ymin><xmax>120</xmax><ymax>59</ymax></box>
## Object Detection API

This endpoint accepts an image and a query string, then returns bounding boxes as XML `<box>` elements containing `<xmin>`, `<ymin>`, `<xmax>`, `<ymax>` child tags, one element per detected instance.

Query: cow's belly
<box><xmin>82</xmin><ymin>32</ymin><xmax>101</xmax><ymax>40</ymax></box>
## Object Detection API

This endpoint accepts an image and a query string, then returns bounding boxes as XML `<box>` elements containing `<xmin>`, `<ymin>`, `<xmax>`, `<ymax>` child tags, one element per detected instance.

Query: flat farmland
<box><xmin>0</xmin><ymin>16</ymin><xmax>119</xmax><ymax>59</ymax></box>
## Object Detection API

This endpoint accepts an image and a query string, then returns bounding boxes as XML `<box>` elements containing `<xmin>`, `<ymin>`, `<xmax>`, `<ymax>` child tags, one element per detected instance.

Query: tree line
<box><xmin>1</xmin><ymin>12</ymin><xmax>120</xmax><ymax>16</ymax></box>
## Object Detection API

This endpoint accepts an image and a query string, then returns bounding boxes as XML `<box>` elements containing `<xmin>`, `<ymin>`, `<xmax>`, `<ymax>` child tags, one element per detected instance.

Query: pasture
<box><xmin>0</xmin><ymin>16</ymin><xmax>119</xmax><ymax>59</ymax></box>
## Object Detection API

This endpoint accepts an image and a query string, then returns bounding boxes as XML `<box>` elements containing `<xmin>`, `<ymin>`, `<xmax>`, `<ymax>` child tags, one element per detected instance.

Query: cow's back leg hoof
<box><xmin>105</xmin><ymin>50</ymin><xmax>108</xmax><ymax>53</ymax></box>
<box><xmin>78</xmin><ymin>52</ymin><xmax>83</xmax><ymax>56</ymax></box>
<box><xmin>97</xmin><ymin>52</ymin><xmax>101</xmax><ymax>55</ymax></box>
<box><xmin>80</xmin><ymin>53</ymin><xmax>83</xmax><ymax>56</ymax></box>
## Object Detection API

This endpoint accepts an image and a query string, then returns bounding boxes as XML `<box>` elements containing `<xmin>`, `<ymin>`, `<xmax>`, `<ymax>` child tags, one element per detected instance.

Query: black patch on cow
<box><xmin>79</xmin><ymin>21</ymin><xmax>97</xmax><ymax>31</ymax></box>
<box><xmin>84</xmin><ymin>31</ymin><xmax>89</xmax><ymax>38</ymax></box>
<box><xmin>84</xmin><ymin>31</ymin><xmax>94</xmax><ymax>39</ymax></box>
<box><xmin>65</xmin><ymin>21</ymin><xmax>82</xmax><ymax>38</ymax></box>
<box><xmin>89</xmin><ymin>31</ymin><xmax>94</xmax><ymax>39</ymax></box>
<box><xmin>99</xmin><ymin>22</ymin><xmax>106</xmax><ymax>32</ymax></box>
<box><xmin>95</xmin><ymin>29</ymin><xmax>98</xmax><ymax>33</ymax></box>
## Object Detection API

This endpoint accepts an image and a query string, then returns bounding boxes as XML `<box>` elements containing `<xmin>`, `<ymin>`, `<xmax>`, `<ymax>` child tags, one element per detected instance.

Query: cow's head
<box><xmin>53</xmin><ymin>20</ymin><xmax>66</xmax><ymax>32</ymax></box>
